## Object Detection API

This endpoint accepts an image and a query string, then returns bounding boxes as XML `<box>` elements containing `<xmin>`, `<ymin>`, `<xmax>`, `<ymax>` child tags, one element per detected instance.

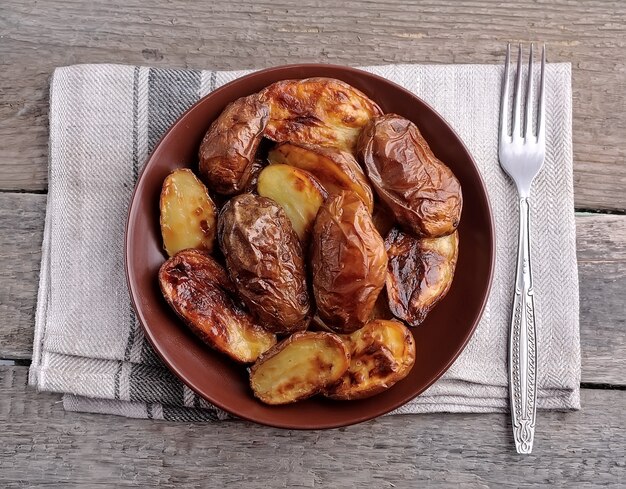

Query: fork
<box><xmin>499</xmin><ymin>43</ymin><xmax>546</xmax><ymax>454</ymax></box>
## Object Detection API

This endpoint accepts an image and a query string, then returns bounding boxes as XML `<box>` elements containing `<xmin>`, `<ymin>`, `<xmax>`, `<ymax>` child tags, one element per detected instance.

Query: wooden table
<box><xmin>1</xmin><ymin>1</ymin><xmax>624</xmax><ymax>486</ymax></box>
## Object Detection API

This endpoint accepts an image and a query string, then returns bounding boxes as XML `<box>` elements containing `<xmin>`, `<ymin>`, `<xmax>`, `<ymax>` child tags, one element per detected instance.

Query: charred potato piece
<box><xmin>311</xmin><ymin>191</ymin><xmax>388</xmax><ymax>333</ymax></box>
<box><xmin>218</xmin><ymin>194</ymin><xmax>310</xmax><ymax>334</ymax></box>
<box><xmin>260</xmin><ymin>77</ymin><xmax>382</xmax><ymax>153</ymax></box>
<box><xmin>249</xmin><ymin>331</ymin><xmax>349</xmax><ymax>405</ymax></box>
<box><xmin>198</xmin><ymin>94</ymin><xmax>269</xmax><ymax>195</ymax></box>
<box><xmin>358</xmin><ymin>114</ymin><xmax>462</xmax><ymax>238</ymax></box>
<box><xmin>160</xmin><ymin>169</ymin><xmax>217</xmax><ymax>257</ymax></box>
<box><xmin>159</xmin><ymin>249</ymin><xmax>276</xmax><ymax>363</ymax></box>
<box><xmin>268</xmin><ymin>142</ymin><xmax>374</xmax><ymax>213</ymax></box>
<box><xmin>385</xmin><ymin>228</ymin><xmax>459</xmax><ymax>327</ymax></box>
<box><xmin>257</xmin><ymin>164</ymin><xmax>326</xmax><ymax>242</ymax></box>
<box><xmin>326</xmin><ymin>319</ymin><xmax>416</xmax><ymax>400</ymax></box>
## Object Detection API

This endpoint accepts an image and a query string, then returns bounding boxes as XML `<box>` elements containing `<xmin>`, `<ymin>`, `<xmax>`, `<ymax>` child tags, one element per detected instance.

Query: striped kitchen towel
<box><xmin>29</xmin><ymin>63</ymin><xmax>580</xmax><ymax>421</ymax></box>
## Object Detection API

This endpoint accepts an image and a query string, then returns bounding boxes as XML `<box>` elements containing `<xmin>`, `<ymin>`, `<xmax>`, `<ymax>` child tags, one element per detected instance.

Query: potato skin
<box><xmin>218</xmin><ymin>194</ymin><xmax>310</xmax><ymax>334</ymax></box>
<box><xmin>242</xmin><ymin>157</ymin><xmax>267</xmax><ymax>194</ymax></box>
<box><xmin>159</xmin><ymin>249</ymin><xmax>276</xmax><ymax>363</ymax></box>
<box><xmin>198</xmin><ymin>94</ymin><xmax>269</xmax><ymax>195</ymax></box>
<box><xmin>260</xmin><ymin>77</ymin><xmax>382</xmax><ymax>153</ymax></box>
<box><xmin>358</xmin><ymin>114</ymin><xmax>462</xmax><ymax>238</ymax></box>
<box><xmin>325</xmin><ymin>319</ymin><xmax>416</xmax><ymax>400</ymax></box>
<box><xmin>268</xmin><ymin>142</ymin><xmax>374</xmax><ymax>213</ymax></box>
<box><xmin>160</xmin><ymin>169</ymin><xmax>217</xmax><ymax>257</ymax></box>
<box><xmin>249</xmin><ymin>331</ymin><xmax>350</xmax><ymax>405</ymax></box>
<box><xmin>311</xmin><ymin>191</ymin><xmax>388</xmax><ymax>333</ymax></box>
<box><xmin>385</xmin><ymin>227</ymin><xmax>459</xmax><ymax>327</ymax></box>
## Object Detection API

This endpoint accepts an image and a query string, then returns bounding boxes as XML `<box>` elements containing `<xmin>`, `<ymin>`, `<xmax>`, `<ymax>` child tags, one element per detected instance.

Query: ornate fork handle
<box><xmin>509</xmin><ymin>196</ymin><xmax>538</xmax><ymax>454</ymax></box>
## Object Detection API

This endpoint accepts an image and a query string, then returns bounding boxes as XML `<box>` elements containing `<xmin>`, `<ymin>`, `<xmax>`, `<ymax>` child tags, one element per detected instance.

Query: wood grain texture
<box><xmin>0</xmin><ymin>366</ymin><xmax>623</xmax><ymax>488</ymax></box>
<box><xmin>1</xmin><ymin>193</ymin><xmax>624</xmax><ymax>384</ymax></box>
<box><xmin>577</xmin><ymin>213</ymin><xmax>626</xmax><ymax>385</ymax></box>
<box><xmin>1</xmin><ymin>0</ymin><xmax>625</xmax><ymax>209</ymax></box>
<box><xmin>0</xmin><ymin>193</ymin><xmax>44</xmax><ymax>360</ymax></box>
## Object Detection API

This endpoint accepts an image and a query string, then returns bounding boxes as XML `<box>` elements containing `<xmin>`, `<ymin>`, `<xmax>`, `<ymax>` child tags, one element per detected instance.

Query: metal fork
<box><xmin>499</xmin><ymin>43</ymin><xmax>546</xmax><ymax>454</ymax></box>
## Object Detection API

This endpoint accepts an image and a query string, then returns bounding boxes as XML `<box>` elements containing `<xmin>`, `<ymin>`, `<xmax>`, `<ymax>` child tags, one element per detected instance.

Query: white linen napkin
<box><xmin>29</xmin><ymin>63</ymin><xmax>580</xmax><ymax>421</ymax></box>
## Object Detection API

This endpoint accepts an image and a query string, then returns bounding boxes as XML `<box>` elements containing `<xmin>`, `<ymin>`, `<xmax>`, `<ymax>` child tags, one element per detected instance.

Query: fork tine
<box><xmin>512</xmin><ymin>43</ymin><xmax>523</xmax><ymax>140</ymax></box>
<box><xmin>537</xmin><ymin>44</ymin><xmax>546</xmax><ymax>143</ymax></box>
<box><xmin>524</xmin><ymin>44</ymin><xmax>534</xmax><ymax>139</ymax></box>
<box><xmin>499</xmin><ymin>43</ymin><xmax>511</xmax><ymax>144</ymax></box>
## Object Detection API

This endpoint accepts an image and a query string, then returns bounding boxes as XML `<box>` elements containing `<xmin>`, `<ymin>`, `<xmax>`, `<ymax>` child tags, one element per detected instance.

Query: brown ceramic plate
<box><xmin>125</xmin><ymin>64</ymin><xmax>494</xmax><ymax>429</ymax></box>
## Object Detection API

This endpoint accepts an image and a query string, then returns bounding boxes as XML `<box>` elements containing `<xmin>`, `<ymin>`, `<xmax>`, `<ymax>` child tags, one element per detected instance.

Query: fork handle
<box><xmin>509</xmin><ymin>196</ymin><xmax>538</xmax><ymax>454</ymax></box>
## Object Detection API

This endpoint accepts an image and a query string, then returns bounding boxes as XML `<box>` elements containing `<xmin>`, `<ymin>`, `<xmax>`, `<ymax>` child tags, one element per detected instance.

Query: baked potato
<box><xmin>357</xmin><ymin>114</ymin><xmax>462</xmax><ymax>238</ymax></box>
<box><xmin>198</xmin><ymin>94</ymin><xmax>269</xmax><ymax>195</ymax></box>
<box><xmin>385</xmin><ymin>227</ymin><xmax>459</xmax><ymax>327</ymax></box>
<box><xmin>249</xmin><ymin>331</ymin><xmax>350</xmax><ymax>405</ymax></box>
<box><xmin>257</xmin><ymin>164</ymin><xmax>327</xmax><ymax>242</ymax></box>
<box><xmin>158</xmin><ymin>76</ymin><xmax>464</xmax><ymax>407</ymax></box>
<box><xmin>311</xmin><ymin>191</ymin><xmax>388</xmax><ymax>333</ymax></box>
<box><xmin>218</xmin><ymin>194</ymin><xmax>310</xmax><ymax>334</ymax></box>
<box><xmin>326</xmin><ymin>319</ymin><xmax>416</xmax><ymax>400</ymax></box>
<box><xmin>159</xmin><ymin>249</ymin><xmax>276</xmax><ymax>363</ymax></box>
<box><xmin>268</xmin><ymin>142</ymin><xmax>374</xmax><ymax>213</ymax></box>
<box><xmin>260</xmin><ymin>77</ymin><xmax>382</xmax><ymax>153</ymax></box>
<box><xmin>160</xmin><ymin>169</ymin><xmax>217</xmax><ymax>257</ymax></box>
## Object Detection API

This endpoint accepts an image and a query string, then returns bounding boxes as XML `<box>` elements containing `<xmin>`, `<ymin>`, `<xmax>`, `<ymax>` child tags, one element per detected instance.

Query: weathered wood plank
<box><xmin>577</xmin><ymin>214</ymin><xmax>626</xmax><ymax>385</ymax></box>
<box><xmin>0</xmin><ymin>366</ymin><xmax>623</xmax><ymax>488</ymax></box>
<box><xmin>1</xmin><ymin>193</ymin><xmax>624</xmax><ymax>384</ymax></box>
<box><xmin>1</xmin><ymin>0</ymin><xmax>625</xmax><ymax>210</ymax></box>
<box><xmin>0</xmin><ymin>193</ymin><xmax>45</xmax><ymax>359</ymax></box>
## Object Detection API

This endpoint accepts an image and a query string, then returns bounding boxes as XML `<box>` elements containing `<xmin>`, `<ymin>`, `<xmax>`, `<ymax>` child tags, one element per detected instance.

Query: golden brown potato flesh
<box><xmin>198</xmin><ymin>94</ymin><xmax>269</xmax><ymax>195</ymax></box>
<box><xmin>268</xmin><ymin>142</ymin><xmax>374</xmax><ymax>213</ymax></box>
<box><xmin>160</xmin><ymin>169</ymin><xmax>217</xmax><ymax>257</ymax></box>
<box><xmin>257</xmin><ymin>164</ymin><xmax>326</xmax><ymax>242</ymax></box>
<box><xmin>260</xmin><ymin>77</ymin><xmax>382</xmax><ymax>153</ymax></box>
<box><xmin>358</xmin><ymin>114</ymin><xmax>462</xmax><ymax>238</ymax></box>
<box><xmin>311</xmin><ymin>191</ymin><xmax>388</xmax><ymax>333</ymax></box>
<box><xmin>326</xmin><ymin>319</ymin><xmax>416</xmax><ymax>400</ymax></box>
<box><xmin>218</xmin><ymin>194</ymin><xmax>310</xmax><ymax>334</ymax></box>
<box><xmin>385</xmin><ymin>227</ymin><xmax>459</xmax><ymax>327</ymax></box>
<box><xmin>249</xmin><ymin>332</ymin><xmax>350</xmax><ymax>405</ymax></box>
<box><xmin>159</xmin><ymin>249</ymin><xmax>276</xmax><ymax>363</ymax></box>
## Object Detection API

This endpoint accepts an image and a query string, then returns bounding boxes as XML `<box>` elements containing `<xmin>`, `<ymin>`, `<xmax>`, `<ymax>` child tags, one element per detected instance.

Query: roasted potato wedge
<box><xmin>260</xmin><ymin>77</ymin><xmax>382</xmax><ymax>153</ymax></box>
<box><xmin>257</xmin><ymin>164</ymin><xmax>326</xmax><ymax>242</ymax></box>
<box><xmin>159</xmin><ymin>249</ymin><xmax>276</xmax><ymax>363</ymax></box>
<box><xmin>198</xmin><ymin>94</ymin><xmax>269</xmax><ymax>195</ymax></box>
<box><xmin>358</xmin><ymin>114</ymin><xmax>462</xmax><ymax>238</ymax></box>
<box><xmin>218</xmin><ymin>194</ymin><xmax>310</xmax><ymax>334</ymax></box>
<box><xmin>311</xmin><ymin>191</ymin><xmax>388</xmax><ymax>333</ymax></box>
<box><xmin>385</xmin><ymin>227</ymin><xmax>459</xmax><ymax>327</ymax></box>
<box><xmin>249</xmin><ymin>331</ymin><xmax>350</xmax><ymax>405</ymax></box>
<box><xmin>326</xmin><ymin>319</ymin><xmax>416</xmax><ymax>400</ymax></box>
<box><xmin>160</xmin><ymin>169</ymin><xmax>218</xmax><ymax>257</ymax></box>
<box><xmin>268</xmin><ymin>142</ymin><xmax>374</xmax><ymax>213</ymax></box>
